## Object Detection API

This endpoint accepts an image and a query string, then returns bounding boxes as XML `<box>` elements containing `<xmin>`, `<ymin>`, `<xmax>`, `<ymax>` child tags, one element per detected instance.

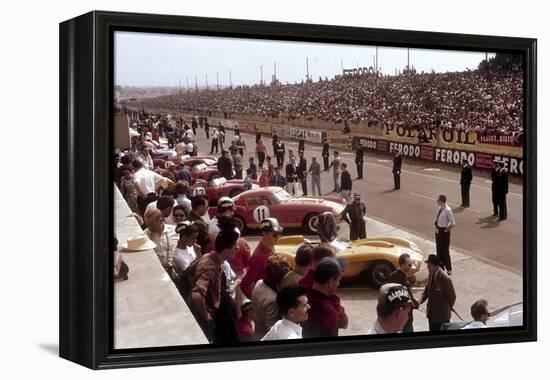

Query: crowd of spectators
<box><xmin>125</xmin><ymin>57</ymin><xmax>523</xmax><ymax>138</ymax></box>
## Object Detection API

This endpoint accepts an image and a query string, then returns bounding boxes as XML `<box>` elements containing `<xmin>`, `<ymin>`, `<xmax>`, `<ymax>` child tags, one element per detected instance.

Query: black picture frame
<box><xmin>59</xmin><ymin>10</ymin><xmax>537</xmax><ymax>369</ymax></box>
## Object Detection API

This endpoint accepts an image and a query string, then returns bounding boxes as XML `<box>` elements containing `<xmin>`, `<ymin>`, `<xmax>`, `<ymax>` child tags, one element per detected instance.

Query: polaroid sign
<box><xmin>389</xmin><ymin>142</ymin><xmax>421</xmax><ymax>158</ymax></box>
<box><xmin>435</xmin><ymin>148</ymin><xmax>475</xmax><ymax>166</ymax></box>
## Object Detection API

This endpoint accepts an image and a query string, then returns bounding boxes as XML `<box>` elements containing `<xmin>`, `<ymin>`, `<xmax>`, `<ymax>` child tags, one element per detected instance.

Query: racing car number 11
<box><xmin>253</xmin><ymin>205</ymin><xmax>270</xmax><ymax>223</ymax></box>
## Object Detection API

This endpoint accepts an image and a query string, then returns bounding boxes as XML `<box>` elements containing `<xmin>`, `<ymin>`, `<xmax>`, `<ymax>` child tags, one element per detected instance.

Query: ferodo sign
<box><xmin>389</xmin><ymin>142</ymin><xmax>421</xmax><ymax>158</ymax></box>
<box><xmin>492</xmin><ymin>155</ymin><xmax>524</xmax><ymax>175</ymax></box>
<box><xmin>355</xmin><ymin>137</ymin><xmax>377</xmax><ymax>151</ymax></box>
<box><xmin>435</xmin><ymin>148</ymin><xmax>475</xmax><ymax>166</ymax></box>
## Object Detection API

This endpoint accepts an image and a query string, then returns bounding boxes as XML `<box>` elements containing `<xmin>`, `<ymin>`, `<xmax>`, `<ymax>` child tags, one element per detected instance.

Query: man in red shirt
<box><xmin>241</xmin><ymin>218</ymin><xmax>282</xmax><ymax>298</ymax></box>
<box><xmin>298</xmin><ymin>245</ymin><xmax>336</xmax><ymax>289</ymax></box>
<box><xmin>302</xmin><ymin>257</ymin><xmax>348</xmax><ymax>338</ymax></box>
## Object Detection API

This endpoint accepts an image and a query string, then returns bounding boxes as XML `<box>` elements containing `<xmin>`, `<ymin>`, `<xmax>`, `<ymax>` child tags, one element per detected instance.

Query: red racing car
<box><xmin>208</xmin><ymin>186</ymin><xmax>347</xmax><ymax>234</ymax></box>
<box><xmin>193</xmin><ymin>178</ymin><xmax>260</xmax><ymax>206</ymax></box>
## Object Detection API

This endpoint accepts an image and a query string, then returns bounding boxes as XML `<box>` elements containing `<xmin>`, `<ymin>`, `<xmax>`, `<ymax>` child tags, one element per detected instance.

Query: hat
<box><xmin>175</xmin><ymin>221</ymin><xmax>192</xmax><ymax>234</ymax></box>
<box><xmin>241</xmin><ymin>299</ymin><xmax>252</xmax><ymax>313</ymax></box>
<box><xmin>260</xmin><ymin>218</ymin><xmax>283</xmax><ymax>233</ymax></box>
<box><xmin>378</xmin><ymin>283</ymin><xmax>413</xmax><ymax>308</ymax></box>
<box><xmin>425</xmin><ymin>254</ymin><xmax>441</xmax><ymax>266</ymax></box>
<box><xmin>353</xmin><ymin>192</ymin><xmax>362</xmax><ymax>199</ymax></box>
<box><xmin>119</xmin><ymin>235</ymin><xmax>157</xmax><ymax>251</ymax></box>
<box><xmin>142</xmin><ymin>142</ymin><xmax>154</xmax><ymax>150</ymax></box>
<box><xmin>217</xmin><ymin>196</ymin><xmax>235</xmax><ymax>209</ymax></box>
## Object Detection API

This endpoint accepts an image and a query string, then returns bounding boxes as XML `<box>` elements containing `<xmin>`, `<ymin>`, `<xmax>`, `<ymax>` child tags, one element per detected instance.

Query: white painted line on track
<box><xmin>365</xmin><ymin>161</ymin><xmax>522</xmax><ymax>197</ymax></box>
<box><xmin>409</xmin><ymin>192</ymin><xmax>481</xmax><ymax>213</ymax></box>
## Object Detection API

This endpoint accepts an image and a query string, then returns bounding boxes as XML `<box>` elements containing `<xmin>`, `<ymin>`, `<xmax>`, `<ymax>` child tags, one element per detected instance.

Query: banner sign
<box><xmin>434</xmin><ymin>147</ymin><xmax>476</xmax><ymax>166</ymax></box>
<box><xmin>306</xmin><ymin>130</ymin><xmax>324</xmax><ymax>143</ymax></box>
<box><xmin>354</xmin><ymin>137</ymin><xmax>378</xmax><ymax>151</ymax></box>
<box><xmin>389</xmin><ymin>142</ymin><xmax>422</xmax><ymax>159</ymax></box>
<box><xmin>475</xmin><ymin>153</ymin><xmax>494</xmax><ymax>169</ymax></box>
<box><xmin>290</xmin><ymin>128</ymin><xmax>307</xmax><ymax>139</ymax></box>
<box><xmin>377</xmin><ymin>140</ymin><xmax>388</xmax><ymax>153</ymax></box>
<box><xmin>479</xmin><ymin>134</ymin><xmax>522</xmax><ymax>147</ymax></box>
<box><xmin>421</xmin><ymin>145</ymin><xmax>434</xmax><ymax>161</ymax></box>
<box><xmin>238</xmin><ymin>121</ymin><xmax>257</xmax><ymax>132</ymax></box>
<box><xmin>256</xmin><ymin>122</ymin><xmax>272</xmax><ymax>135</ymax></box>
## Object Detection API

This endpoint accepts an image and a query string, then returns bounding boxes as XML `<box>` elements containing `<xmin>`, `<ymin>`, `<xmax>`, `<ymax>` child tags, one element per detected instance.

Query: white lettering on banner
<box><xmin>306</xmin><ymin>130</ymin><xmax>323</xmax><ymax>143</ymax></box>
<box><xmin>493</xmin><ymin>155</ymin><xmax>524</xmax><ymax>175</ymax></box>
<box><xmin>358</xmin><ymin>138</ymin><xmax>377</xmax><ymax>150</ymax></box>
<box><xmin>389</xmin><ymin>142</ymin><xmax>420</xmax><ymax>158</ymax></box>
<box><xmin>290</xmin><ymin>128</ymin><xmax>307</xmax><ymax>139</ymax></box>
<box><xmin>435</xmin><ymin>148</ymin><xmax>475</xmax><ymax>166</ymax></box>
<box><xmin>387</xmin><ymin>288</ymin><xmax>409</xmax><ymax>303</ymax></box>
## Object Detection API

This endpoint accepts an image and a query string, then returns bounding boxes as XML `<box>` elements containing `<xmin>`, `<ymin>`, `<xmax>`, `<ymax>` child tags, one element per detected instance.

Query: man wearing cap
<box><xmin>434</xmin><ymin>194</ymin><xmax>455</xmax><ymax>275</ymax></box>
<box><xmin>392</xmin><ymin>148</ymin><xmax>402</xmax><ymax>190</ymax></box>
<box><xmin>419</xmin><ymin>254</ymin><xmax>456</xmax><ymax>331</ymax></box>
<box><xmin>297</xmin><ymin>151</ymin><xmax>308</xmax><ymax>196</ymax></box>
<box><xmin>493</xmin><ymin>160</ymin><xmax>509</xmax><ymax>220</ymax></box>
<box><xmin>322</xmin><ymin>138</ymin><xmax>330</xmax><ymax>171</ymax></box>
<box><xmin>262</xmin><ymin>286</ymin><xmax>311</xmax><ymax>341</ymax></box>
<box><xmin>308</xmin><ymin>156</ymin><xmax>322</xmax><ymax>196</ymax></box>
<box><xmin>241</xmin><ymin>218</ymin><xmax>283</xmax><ymax>298</ymax></box>
<box><xmin>460</xmin><ymin>158</ymin><xmax>473</xmax><ymax>207</ymax></box>
<box><xmin>237</xmin><ymin>300</ymin><xmax>255</xmax><ymax>342</ymax></box>
<box><xmin>302</xmin><ymin>257</ymin><xmax>348</xmax><ymax>338</ymax></box>
<box><xmin>341</xmin><ymin>192</ymin><xmax>367</xmax><ymax>241</ymax></box>
<box><xmin>173</xmin><ymin>221</ymin><xmax>200</xmax><ymax>273</ymax></box>
<box><xmin>388</xmin><ymin>253</ymin><xmax>420</xmax><ymax>332</ymax></box>
<box><xmin>339</xmin><ymin>162</ymin><xmax>353</xmax><ymax>203</ymax></box>
<box><xmin>281</xmin><ymin>243</ymin><xmax>313</xmax><ymax>289</ymax></box>
<box><xmin>355</xmin><ymin>145</ymin><xmax>364</xmax><ymax>180</ymax></box>
<box><xmin>367</xmin><ymin>283</ymin><xmax>414</xmax><ymax>334</ymax></box>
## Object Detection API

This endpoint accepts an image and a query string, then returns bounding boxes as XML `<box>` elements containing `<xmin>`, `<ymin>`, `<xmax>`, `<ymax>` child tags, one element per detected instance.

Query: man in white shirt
<box><xmin>136</xmin><ymin>142</ymin><xmax>154</xmax><ymax>170</ymax></box>
<box><xmin>461</xmin><ymin>299</ymin><xmax>489</xmax><ymax>330</ymax></box>
<box><xmin>132</xmin><ymin>160</ymin><xmax>172</xmax><ymax>215</ymax></box>
<box><xmin>143</xmin><ymin>208</ymin><xmax>179</xmax><ymax>272</ymax></box>
<box><xmin>367</xmin><ymin>283</ymin><xmax>413</xmax><ymax>335</ymax></box>
<box><xmin>434</xmin><ymin>194</ymin><xmax>456</xmax><ymax>275</ymax></box>
<box><xmin>262</xmin><ymin>286</ymin><xmax>310</xmax><ymax>341</ymax></box>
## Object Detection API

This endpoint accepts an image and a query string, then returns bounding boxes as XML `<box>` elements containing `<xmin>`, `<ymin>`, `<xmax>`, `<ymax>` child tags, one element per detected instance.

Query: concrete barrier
<box><xmin>114</xmin><ymin>185</ymin><xmax>207</xmax><ymax>348</ymax></box>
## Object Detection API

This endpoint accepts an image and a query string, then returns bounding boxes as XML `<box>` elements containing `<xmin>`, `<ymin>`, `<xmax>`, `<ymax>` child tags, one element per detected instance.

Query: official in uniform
<box><xmin>460</xmin><ymin>158</ymin><xmax>473</xmax><ymax>207</ymax></box>
<box><xmin>355</xmin><ymin>145</ymin><xmax>364</xmax><ymax>180</ymax></box>
<box><xmin>298</xmin><ymin>137</ymin><xmax>305</xmax><ymax>154</ymax></box>
<box><xmin>392</xmin><ymin>148</ymin><xmax>402</xmax><ymax>190</ymax></box>
<box><xmin>322</xmin><ymin>138</ymin><xmax>330</xmax><ymax>171</ymax></box>
<box><xmin>494</xmin><ymin>160</ymin><xmax>509</xmax><ymax>220</ymax></box>
<box><xmin>275</xmin><ymin>140</ymin><xmax>286</xmax><ymax>169</ymax></box>
<box><xmin>285</xmin><ymin>156</ymin><xmax>299</xmax><ymax>196</ymax></box>
<box><xmin>297</xmin><ymin>151</ymin><xmax>308</xmax><ymax>196</ymax></box>
<box><xmin>434</xmin><ymin>194</ymin><xmax>455</xmax><ymax>275</ymax></box>
<box><xmin>341</xmin><ymin>192</ymin><xmax>367</xmax><ymax>241</ymax></box>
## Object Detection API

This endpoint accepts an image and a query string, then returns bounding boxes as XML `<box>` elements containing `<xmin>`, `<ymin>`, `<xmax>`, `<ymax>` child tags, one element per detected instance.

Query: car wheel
<box><xmin>369</xmin><ymin>261</ymin><xmax>395</xmax><ymax>288</ymax></box>
<box><xmin>234</xmin><ymin>216</ymin><xmax>247</xmax><ymax>234</ymax></box>
<box><xmin>303</xmin><ymin>213</ymin><xmax>320</xmax><ymax>234</ymax></box>
<box><xmin>229</xmin><ymin>189</ymin><xmax>243</xmax><ymax>198</ymax></box>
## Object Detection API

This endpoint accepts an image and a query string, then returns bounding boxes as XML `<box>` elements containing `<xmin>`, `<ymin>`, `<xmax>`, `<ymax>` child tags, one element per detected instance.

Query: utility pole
<box><xmin>229</xmin><ymin>70</ymin><xmax>232</xmax><ymax>87</ymax></box>
<box><xmin>306</xmin><ymin>57</ymin><xmax>310</xmax><ymax>81</ymax></box>
<box><xmin>407</xmin><ymin>48</ymin><xmax>410</xmax><ymax>69</ymax></box>
<box><xmin>260</xmin><ymin>65</ymin><xmax>263</xmax><ymax>85</ymax></box>
<box><xmin>186</xmin><ymin>77</ymin><xmax>189</xmax><ymax>91</ymax></box>
<box><xmin>179</xmin><ymin>79</ymin><xmax>181</xmax><ymax>94</ymax></box>
<box><xmin>216</xmin><ymin>72</ymin><xmax>219</xmax><ymax>90</ymax></box>
<box><xmin>273</xmin><ymin>62</ymin><xmax>277</xmax><ymax>83</ymax></box>
<box><xmin>195</xmin><ymin>75</ymin><xmax>198</xmax><ymax>91</ymax></box>
<box><xmin>340</xmin><ymin>59</ymin><xmax>344</xmax><ymax>73</ymax></box>
<box><xmin>205</xmin><ymin>73</ymin><xmax>208</xmax><ymax>89</ymax></box>
<box><xmin>376</xmin><ymin>46</ymin><xmax>379</xmax><ymax>73</ymax></box>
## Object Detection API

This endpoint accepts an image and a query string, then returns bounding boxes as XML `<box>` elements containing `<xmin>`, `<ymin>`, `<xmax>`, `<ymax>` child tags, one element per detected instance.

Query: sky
<box><xmin>114</xmin><ymin>31</ymin><xmax>496</xmax><ymax>88</ymax></box>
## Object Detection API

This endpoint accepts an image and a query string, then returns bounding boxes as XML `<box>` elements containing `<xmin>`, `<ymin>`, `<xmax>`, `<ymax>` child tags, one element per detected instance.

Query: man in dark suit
<box><xmin>322</xmin><ymin>138</ymin><xmax>330</xmax><ymax>171</ymax></box>
<box><xmin>298</xmin><ymin>137</ymin><xmax>305</xmax><ymax>154</ymax></box>
<box><xmin>490</xmin><ymin>161</ymin><xmax>499</xmax><ymax>216</ymax></box>
<box><xmin>297</xmin><ymin>151</ymin><xmax>308</xmax><ymax>196</ymax></box>
<box><xmin>355</xmin><ymin>145</ymin><xmax>364</xmax><ymax>180</ymax></box>
<box><xmin>495</xmin><ymin>161</ymin><xmax>509</xmax><ymax>220</ymax></box>
<box><xmin>419</xmin><ymin>254</ymin><xmax>456</xmax><ymax>332</ymax></box>
<box><xmin>392</xmin><ymin>148</ymin><xmax>402</xmax><ymax>190</ymax></box>
<box><xmin>275</xmin><ymin>140</ymin><xmax>286</xmax><ymax>169</ymax></box>
<box><xmin>285</xmin><ymin>156</ymin><xmax>299</xmax><ymax>195</ymax></box>
<box><xmin>460</xmin><ymin>158</ymin><xmax>473</xmax><ymax>207</ymax></box>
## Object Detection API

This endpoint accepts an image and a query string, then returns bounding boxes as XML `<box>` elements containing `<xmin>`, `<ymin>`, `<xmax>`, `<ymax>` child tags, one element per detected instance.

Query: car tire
<box><xmin>303</xmin><ymin>213</ymin><xmax>320</xmax><ymax>234</ymax></box>
<box><xmin>368</xmin><ymin>261</ymin><xmax>395</xmax><ymax>288</ymax></box>
<box><xmin>234</xmin><ymin>216</ymin><xmax>247</xmax><ymax>234</ymax></box>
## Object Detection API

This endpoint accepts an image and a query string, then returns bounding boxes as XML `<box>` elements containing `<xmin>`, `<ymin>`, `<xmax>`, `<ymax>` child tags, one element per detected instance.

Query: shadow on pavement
<box><xmin>379</xmin><ymin>189</ymin><xmax>398</xmax><ymax>195</ymax></box>
<box><xmin>452</xmin><ymin>207</ymin><xmax>465</xmax><ymax>213</ymax></box>
<box><xmin>38</xmin><ymin>343</ymin><xmax>58</xmax><ymax>356</ymax></box>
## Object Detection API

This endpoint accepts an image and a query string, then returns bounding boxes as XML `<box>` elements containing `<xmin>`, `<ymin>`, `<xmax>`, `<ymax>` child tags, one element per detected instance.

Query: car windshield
<box><xmin>273</xmin><ymin>189</ymin><xmax>291</xmax><ymax>202</ymax></box>
<box><xmin>203</xmin><ymin>159</ymin><xmax>216</xmax><ymax>166</ymax></box>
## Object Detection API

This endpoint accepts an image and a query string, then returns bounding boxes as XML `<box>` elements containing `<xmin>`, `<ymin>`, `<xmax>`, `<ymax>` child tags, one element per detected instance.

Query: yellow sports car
<box><xmin>274</xmin><ymin>236</ymin><xmax>424</xmax><ymax>288</ymax></box>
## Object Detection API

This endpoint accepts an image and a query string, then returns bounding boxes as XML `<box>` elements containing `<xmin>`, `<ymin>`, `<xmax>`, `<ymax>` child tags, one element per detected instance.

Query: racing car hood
<box><xmin>286</xmin><ymin>196</ymin><xmax>346</xmax><ymax>213</ymax></box>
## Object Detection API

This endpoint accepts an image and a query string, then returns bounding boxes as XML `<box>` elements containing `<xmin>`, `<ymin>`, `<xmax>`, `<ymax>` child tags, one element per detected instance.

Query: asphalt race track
<box><xmin>187</xmin><ymin>123</ymin><xmax>523</xmax><ymax>273</ymax></box>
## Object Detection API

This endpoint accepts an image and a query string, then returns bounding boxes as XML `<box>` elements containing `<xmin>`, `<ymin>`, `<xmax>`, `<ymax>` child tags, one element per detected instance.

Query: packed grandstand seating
<box><xmin>123</xmin><ymin>57</ymin><xmax>523</xmax><ymax>139</ymax></box>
